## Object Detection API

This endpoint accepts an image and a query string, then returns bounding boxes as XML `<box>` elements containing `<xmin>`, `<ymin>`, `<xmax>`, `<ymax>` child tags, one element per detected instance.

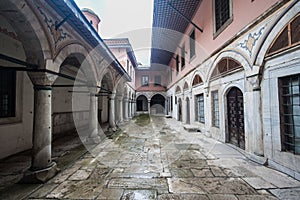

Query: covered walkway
<box><xmin>1</xmin><ymin>116</ymin><xmax>300</xmax><ymax>199</ymax></box>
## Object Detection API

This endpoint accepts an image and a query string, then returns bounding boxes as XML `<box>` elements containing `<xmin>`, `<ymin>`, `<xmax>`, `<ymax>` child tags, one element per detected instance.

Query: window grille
<box><xmin>0</xmin><ymin>70</ymin><xmax>16</xmax><ymax>118</ymax></box>
<box><xmin>212</xmin><ymin>91</ymin><xmax>219</xmax><ymax>127</ymax></box>
<box><xmin>279</xmin><ymin>74</ymin><xmax>300</xmax><ymax>154</ymax></box>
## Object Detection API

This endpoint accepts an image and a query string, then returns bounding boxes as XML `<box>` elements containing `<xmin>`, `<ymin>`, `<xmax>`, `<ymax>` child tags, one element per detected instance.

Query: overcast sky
<box><xmin>75</xmin><ymin>0</ymin><xmax>154</xmax><ymax>66</ymax></box>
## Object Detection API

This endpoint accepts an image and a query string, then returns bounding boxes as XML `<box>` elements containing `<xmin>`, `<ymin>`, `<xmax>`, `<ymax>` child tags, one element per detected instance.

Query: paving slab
<box><xmin>121</xmin><ymin>190</ymin><xmax>157</xmax><ymax>200</ymax></box>
<box><xmin>269</xmin><ymin>188</ymin><xmax>300</xmax><ymax>200</ymax></box>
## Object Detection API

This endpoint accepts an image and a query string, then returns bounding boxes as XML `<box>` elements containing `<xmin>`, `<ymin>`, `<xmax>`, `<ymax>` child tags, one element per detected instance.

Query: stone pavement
<box><xmin>1</xmin><ymin>115</ymin><xmax>300</xmax><ymax>199</ymax></box>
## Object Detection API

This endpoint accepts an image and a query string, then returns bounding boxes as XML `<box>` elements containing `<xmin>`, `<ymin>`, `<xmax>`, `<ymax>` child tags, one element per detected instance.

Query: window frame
<box><xmin>213</xmin><ymin>0</ymin><xmax>233</xmax><ymax>39</ymax></box>
<box><xmin>176</xmin><ymin>55</ymin><xmax>179</xmax><ymax>75</ymax></box>
<box><xmin>279</xmin><ymin>74</ymin><xmax>300</xmax><ymax>154</ymax></box>
<box><xmin>189</xmin><ymin>29</ymin><xmax>196</xmax><ymax>60</ymax></box>
<box><xmin>141</xmin><ymin>75</ymin><xmax>149</xmax><ymax>87</ymax></box>
<box><xmin>212</xmin><ymin>90</ymin><xmax>220</xmax><ymax>128</ymax></box>
<box><xmin>195</xmin><ymin>94</ymin><xmax>205</xmax><ymax>123</ymax></box>
<box><xmin>181</xmin><ymin>44</ymin><xmax>185</xmax><ymax>70</ymax></box>
<box><xmin>154</xmin><ymin>75</ymin><xmax>162</xmax><ymax>86</ymax></box>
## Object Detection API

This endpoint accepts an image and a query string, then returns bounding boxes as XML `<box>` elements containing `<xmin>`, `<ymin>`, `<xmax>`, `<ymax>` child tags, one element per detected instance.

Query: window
<box><xmin>171</xmin><ymin>96</ymin><xmax>173</xmax><ymax>111</ymax></box>
<box><xmin>176</xmin><ymin>55</ymin><xmax>179</xmax><ymax>75</ymax></box>
<box><xmin>267</xmin><ymin>14</ymin><xmax>300</xmax><ymax>56</ymax></box>
<box><xmin>0</xmin><ymin>70</ymin><xmax>16</xmax><ymax>118</ymax></box>
<box><xmin>196</xmin><ymin>94</ymin><xmax>205</xmax><ymax>123</ymax></box>
<box><xmin>212</xmin><ymin>91</ymin><xmax>219</xmax><ymax>127</ymax></box>
<box><xmin>214</xmin><ymin>0</ymin><xmax>231</xmax><ymax>34</ymax></box>
<box><xmin>141</xmin><ymin>75</ymin><xmax>149</xmax><ymax>86</ymax></box>
<box><xmin>181</xmin><ymin>45</ymin><xmax>185</xmax><ymax>70</ymax></box>
<box><xmin>192</xmin><ymin>75</ymin><xmax>203</xmax><ymax>86</ymax></box>
<box><xmin>154</xmin><ymin>75</ymin><xmax>161</xmax><ymax>86</ymax></box>
<box><xmin>190</xmin><ymin>29</ymin><xmax>196</xmax><ymax>59</ymax></box>
<box><xmin>279</xmin><ymin>74</ymin><xmax>300</xmax><ymax>154</ymax></box>
<box><xmin>127</xmin><ymin>60</ymin><xmax>129</xmax><ymax>73</ymax></box>
<box><xmin>211</xmin><ymin>58</ymin><xmax>243</xmax><ymax>79</ymax></box>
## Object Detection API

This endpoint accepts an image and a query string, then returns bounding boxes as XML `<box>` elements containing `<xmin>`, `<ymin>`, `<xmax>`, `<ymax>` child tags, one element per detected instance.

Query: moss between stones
<box><xmin>134</xmin><ymin>114</ymin><xmax>150</xmax><ymax>127</ymax></box>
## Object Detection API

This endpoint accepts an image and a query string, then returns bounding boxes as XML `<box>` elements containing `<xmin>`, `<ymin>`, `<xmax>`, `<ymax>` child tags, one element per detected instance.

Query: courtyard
<box><xmin>1</xmin><ymin>115</ymin><xmax>300</xmax><ymax>200</ymax></box>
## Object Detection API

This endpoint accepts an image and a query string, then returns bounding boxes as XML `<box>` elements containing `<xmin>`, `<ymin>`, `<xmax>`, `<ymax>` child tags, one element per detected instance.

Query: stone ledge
<box><xmin>183</xmin><ymin>125</ymin><xmax>201</xmax><ymax>132</ymax></box>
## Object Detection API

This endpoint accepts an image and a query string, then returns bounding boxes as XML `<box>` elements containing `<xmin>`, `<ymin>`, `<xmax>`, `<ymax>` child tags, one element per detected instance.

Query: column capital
<box><xmin>27</xmin><ymin>72</ymin><xmax>57</xmax><ymax>86</ymax></box>
<box><xmin>109</xmin><ymin>93</ymin><xmax>116</xmax><ymax>100</ymax></box>
<box><xmin>247</xmin><ymin>74</ymin><xmax>261</xmax><ymax>91</ymax></box>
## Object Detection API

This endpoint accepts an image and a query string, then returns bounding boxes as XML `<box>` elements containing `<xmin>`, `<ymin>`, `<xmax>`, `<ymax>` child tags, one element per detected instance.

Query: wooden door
<box><xmin>227</xmin><ymin>87</ymin><xmax>245</xmax><ymax>149</ymax></box>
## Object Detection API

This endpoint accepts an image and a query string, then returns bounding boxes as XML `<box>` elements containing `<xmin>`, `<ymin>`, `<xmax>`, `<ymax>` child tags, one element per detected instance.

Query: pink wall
<box><xmin>167</xmin><ymin>0</ymin><xmax>283</xmax><ymax>88</ymax></box>
<box><xmin>82</xmin><ymin>11</ymin><xmax>100</xmax><ymax>32</ymax></box>
<box><xmin>136</xmin><ymin>69</ymin><xmax>167</xmax><ymax>92</ymax></box>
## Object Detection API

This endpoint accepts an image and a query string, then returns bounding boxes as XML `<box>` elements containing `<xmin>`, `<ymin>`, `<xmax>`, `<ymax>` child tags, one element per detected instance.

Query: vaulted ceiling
<box><xmin>151</xmin><ymin>0</ymin><xmax>202</xmax><ymax>66</ymax></box>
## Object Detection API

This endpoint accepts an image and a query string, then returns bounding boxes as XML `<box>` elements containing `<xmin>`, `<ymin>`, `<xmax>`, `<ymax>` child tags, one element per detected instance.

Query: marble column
<box><xmin>124</xmin><ymin>98</ymin><xmax>129</xmax><ymax>121</ymax></box>
<box><xmin>148</xmin><ymin>100</ymin><xmax>151</xmax><ymax>114</ymax></box>
<box><xmin>109</xmin><ymin>93</ymin><xmax>117</xmax><ymax>131</ymax></box>
<box><xmin>247</xmin><ymin>75</ymin><xmax>264</xmax><ymax>156</ymax></box>
<box><xmin>117</xmin><ymin>95</ymin><xmax>123</xmax><ymax>123</ymax></box>
<box><xmin>86</xmin><ymin>86</ymin><xmax>101</xmax><ymax>143</ymax></box>
<box><xmin>22</xmin><ymin>72</ymin><xmax>58</xmax><ymax>183</ymax></box>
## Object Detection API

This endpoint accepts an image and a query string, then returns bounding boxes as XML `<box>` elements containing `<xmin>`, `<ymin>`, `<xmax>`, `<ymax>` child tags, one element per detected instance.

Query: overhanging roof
<box><xmin>151</xmin><ymin>0</ymin><xmax>202</xmax><ymax>66</ymax></box>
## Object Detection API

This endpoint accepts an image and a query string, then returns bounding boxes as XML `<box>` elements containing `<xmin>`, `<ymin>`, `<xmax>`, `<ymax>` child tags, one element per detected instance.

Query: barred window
<box><xmin>141</xmin><ymin>75</ymin><xmax>149</xmax><ymax>86</ymax></box>
<box><xmin>190</xmin><ymin>29</ymin><xmax>196</xmax><ymax>59</ymax></box>
<box><xmin>214</xmin><ymin>0</ymin><xmax>231</xmax><ymax>32</ymax></box>
<box><xmin>196</xmin><ymin>94</ymin><xmax>205</xmax><ymax>123</ymax></box>
<box><xmin>212</xmin><ymin>91</ymin><xmax>219</xmax><ymax>127</ymax></box>
<box><xmin>279</xmin><ymin>74</ymin><xmax>300</xmax><ymax>154</ymax></box>
<box><xmin>181</xmin><ymin>44</ymin><xmax>185</xmax><ymax>70</ymax></box>
<box><xmin>0</xmin><ymin>70</ymin><xmax>16</xmax><ymax>118</ymax></box>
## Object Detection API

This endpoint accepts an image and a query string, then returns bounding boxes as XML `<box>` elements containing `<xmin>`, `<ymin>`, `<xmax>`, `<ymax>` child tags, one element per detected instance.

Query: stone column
<box><xmin>247</xmin><ymin>75</ymin><xmax>264</xmax><ymax>156</ymax></box>
<box><xmin>129</xmin><ymin>99</ymin><xmax>132</xmax><ymax>119</ymax></box>
<box><xmin>22</xmin><ymin>72</ymin><xmax>58</xmax><ymax>183</ymax></box>
<box><xmin>117</xmin><ymin>95</ymin><xmax>123</xmax><ymax>123</ymax></box>
<box><xmin>109</xmin><ymin>93</ymin><xmax>117</xmax><ymax>131</ymax></box>
<box><xmin>86</xmin><ymin>85</ymin><xmax>101</xmax><ymax>143</ymax></box>
<box><xmin>124</xmin><ymin>97</ymin><xmax>129</xmax><ymax>121</ymax></box>
<box><xmin>148</xmin><ymin>100</ymin><xmax>151</xmax><ymax>114</ymax></box>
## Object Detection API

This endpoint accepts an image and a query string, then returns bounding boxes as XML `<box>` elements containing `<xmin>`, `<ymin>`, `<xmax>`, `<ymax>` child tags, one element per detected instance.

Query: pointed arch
<box><xmin>192</xmin><ymin>74</ymin><xmax>204</xmax><ymax>87</ymax></box>
<box><xmin>175</xmin><ymin>85</ymin><xmax>182</xmax><ymax>94</ymax></box>
<box><xmin>183</xmin><ymin>81</ymin><xmax>189</xmax><ymax>91</ymax></box>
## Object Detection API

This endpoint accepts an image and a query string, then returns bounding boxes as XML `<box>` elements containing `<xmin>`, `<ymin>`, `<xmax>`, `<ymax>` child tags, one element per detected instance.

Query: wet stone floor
<box><xmin>2</xmin><ymin>115</ymin><xmax>300</xmax><ymax>199</ymax></box>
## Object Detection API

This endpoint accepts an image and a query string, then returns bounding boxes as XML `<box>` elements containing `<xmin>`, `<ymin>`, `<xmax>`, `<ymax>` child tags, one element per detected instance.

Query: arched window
<box><xmin>183</xmin><ymin>82</ymin><xmax>189</xmax><ymax>90</ymax></box>
<box><xmin>211</xmin><ymin>58</ymin><xmax>242</xmax><ymax>79</ymax></box>
<box><xmin>192</xmin><ymin>74</ymin><xmax>203</xmax><ymax>86</ymax></box>
<box><xmin>267</xmin><ymin>14</ymin><xmax>300</xmax><ymax>56</ymax></box>
<box><xmin>175</xmin><ymin>86</ymin><xmax>181</xmax><ymax>93</ymax></box>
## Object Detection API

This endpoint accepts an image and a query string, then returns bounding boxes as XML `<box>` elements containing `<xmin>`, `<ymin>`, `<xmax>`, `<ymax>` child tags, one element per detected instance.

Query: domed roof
<box><xmin>81</xmin><ymin>8</ymin><xmax>100</xmax><ymax>21</ymax></box>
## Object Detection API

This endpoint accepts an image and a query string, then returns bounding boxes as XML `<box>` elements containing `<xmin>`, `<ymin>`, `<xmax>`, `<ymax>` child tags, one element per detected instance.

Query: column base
<box><xmin>108</xmin><ymin>126</ymin><xmax>118</xmax><ymax>132</ymax></box>
<box><xmin>85</xmin><ymin>135</ymin><xmax>102</xmax><ymax>144</ymax></box>
<box><xmin>20</xmin><ymin>162</ymin><xmax>58</xmax><ymax>183</ymax></box>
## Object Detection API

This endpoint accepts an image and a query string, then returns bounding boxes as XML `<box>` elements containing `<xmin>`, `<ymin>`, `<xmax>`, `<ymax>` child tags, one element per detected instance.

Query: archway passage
<box><xmin>137</xmin><ymin>95</ymin><xmax>148</xmax><ymax>111</ymax></box>
<box><xmin>150</xmin><ymin>94</ymin><xmax>165</xmax><ymax>114</ymax></box>
<box><xmin>186</xmin><ymin>97</ymin><xmax>190</xmax><ymax>124</ymax></box>
<box><xmin>227</xmin><ymin>87</ymin><xmax>245</xmax><ymax>150</ymax></box>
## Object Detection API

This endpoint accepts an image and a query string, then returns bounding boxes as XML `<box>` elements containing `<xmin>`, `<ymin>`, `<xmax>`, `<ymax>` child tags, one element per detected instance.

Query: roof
<box><xmin>151</xmin><ymin>0</ymin><xmax>202</xmax><ymax>66</ymax></box>
<box><xmin>45</xmin><ymin>0</ymin><xmax>131</xmax><ymax>81</ymax></box>
<box><xmin>81</xmin><ymin>8</ymin><xmax>101</xmax><ymax>22</ymax></box>
<box><xmin>104</xmin><ymin>38</ymin><xmax>138</xmax><ymax>68</ymax></box>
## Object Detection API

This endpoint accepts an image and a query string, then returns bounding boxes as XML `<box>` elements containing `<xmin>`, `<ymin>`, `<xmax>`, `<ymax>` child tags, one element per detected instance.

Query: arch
<box><xmin>183</xmin><ymin>82</ymin><xmax>189</xmax><ymax>91</ymax></box>
<box><xmin>0</xmin><ymin>1</ymin><xmax>51</xmax><ymax>67</ymax></box>
<box><xmin>136</xmin><ymin>95</ymin><xmax>148</xmax><ymax>111</ymax></box>
<box><xmin>150</xmin><ymin>94</ymin><xmax>165</xmax><ymax>114</ymax></box>
<box><xmin>207</xmin><ymin>51</ymin><xmax>251</xmax><ymax>83</ymax></box>
<box><xmin>192</xmin><ymin>74</ymin><xmax>204</xmax><ymax>87</ymax></box>
<box><xmin>175</xmin><ymin>85</ymin><xmax>182</xmax><ymax>94</ymax></box>
<box><xmin>149</xmin><ymin>92</ymin><xmax>166</xmax><ymax>100</ymax></box>
<box><xmin>53</xmin><ymin>44</ymin><xmax>97</xmax><ymax>82</ymax></box>
<box><xmin>210</xmin><ymin>57</ymin><xmax>243</xmax><ymax>80</ymax></box>
<box><xmin>255</xmin><ymin>1</ymin><xmax>300</xmax><ymax>67</ymax></box>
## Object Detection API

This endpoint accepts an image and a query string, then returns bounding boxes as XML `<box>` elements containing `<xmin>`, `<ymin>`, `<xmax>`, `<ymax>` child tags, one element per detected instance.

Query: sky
<box><xmin>75</xmin><ymin>0</ymin><xmax>154</xmax><ymax>66</ymax></box>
